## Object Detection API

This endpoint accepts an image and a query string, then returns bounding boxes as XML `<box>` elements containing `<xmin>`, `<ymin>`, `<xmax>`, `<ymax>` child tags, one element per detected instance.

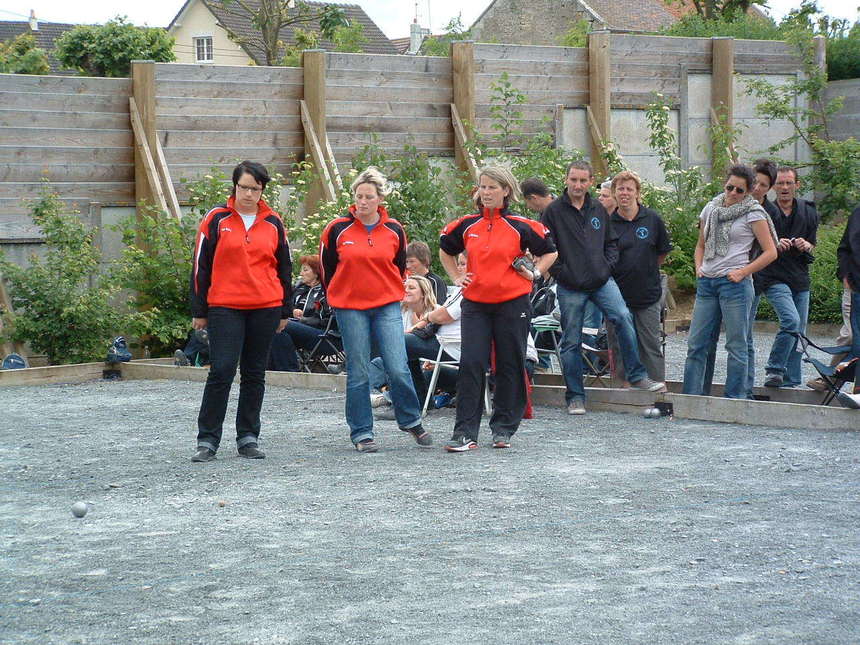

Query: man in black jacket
<box><xmin>753</xmin><ymin>167</ymin><xmax>819</xmax><ymax>388</ymax></box>
<box><xmin>836</xmin><ymin>203</ymin><xmax>860</xmax><ymax>409</ymax></box>
<box><xmin>540</xmin><ymin>161</ymin><xmax>665</xmax><ymax>415</ymax></box>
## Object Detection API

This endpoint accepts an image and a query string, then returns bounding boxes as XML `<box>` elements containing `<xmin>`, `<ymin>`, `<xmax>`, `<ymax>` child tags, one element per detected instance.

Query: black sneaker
<box><xmin>492</xmin><ymin>434</ymin><xmax>511</xmax><ymax>449</ymax></box>
<box><xmin>764</xmin><ymin>372</ymin><xmax>783</xmax><ymax>387</ymax></box>
<box><xmin>191</xmin><ymin>447</ymin><xmax>216</xmax><ymax>462</ymax></box>
<box><xmin>401</xmin><ymin>424</ymin><xmax>433</xmax><ymax>447</ymax></box>
<box><xmin>444</xmin><ymin>435</ymin><xmax>478</xmax><ymax>452</ymax></box>
<box><xmin>354</xmin><ymin>438</ymin><xmax>379</xmax><ymax>453</ymax></box>
<box><xmin>238</xmin><ymin>444</ymin><xmax>265</xmax><ymax>459</ymax></box>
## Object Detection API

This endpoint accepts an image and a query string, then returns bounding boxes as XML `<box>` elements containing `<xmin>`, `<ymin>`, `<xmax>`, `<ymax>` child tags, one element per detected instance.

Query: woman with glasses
<box><xmin>682</xmin><ymin>164</ymin><xmax>778</xmax><ymax>399</ymax></box>
<box><xmin>319</xmin><ymin>167</ymin><xmax>432</xmax><ymax>452</ymax></box>
<box><xmin>190</xmin><ymin>161</ymin><xmax>292</xmax><ymax>462</ymax></box>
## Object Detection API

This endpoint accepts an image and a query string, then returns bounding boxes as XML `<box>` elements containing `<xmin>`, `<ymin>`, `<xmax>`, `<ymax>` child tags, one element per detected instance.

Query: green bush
<box><xmin>0</xmin><ymin>33</ymin><xmax>50</xmax><ymax>75</ymax></box>
<box><xmin>827</xmin><ymin>21</ymin><xmax>860</xmax><ymax>80</ymax></box>
<box><xmin>0</xmin><ymin>185</ymin><xmax>150</xmax><ymax>364</ymax></box>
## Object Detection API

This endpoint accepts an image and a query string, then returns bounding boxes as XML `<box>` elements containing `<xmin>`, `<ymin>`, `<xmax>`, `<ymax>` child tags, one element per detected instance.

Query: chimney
<box><xmin>408</xmin><ymin>19</ymin><xmax>430</xmax><ymax>55</ymax></box>
<box><xmin>29</xmin><ymin>9</ymin><xmax>38</xmax><ymax>31</ymax></box>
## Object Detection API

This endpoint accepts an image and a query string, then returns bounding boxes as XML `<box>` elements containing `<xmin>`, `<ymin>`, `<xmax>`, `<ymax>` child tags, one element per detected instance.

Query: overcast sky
<box><xmin>0</xmin><ymin>0</ymin><xmax>856</xmax><ymax>38</ymax></box>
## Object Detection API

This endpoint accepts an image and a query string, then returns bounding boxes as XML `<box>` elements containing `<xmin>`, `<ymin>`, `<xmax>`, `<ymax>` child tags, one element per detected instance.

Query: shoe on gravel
<box><xmin>444</xmin><ymin>435</ymin><xmax>478</xmax><ymax>452</ymax></box>
<box><xmin>174</xmin><ymin>349</ymin><xmax>190</xmax><ymax>367</ymax></box>
<box><xmin>764</xmin><ymin>372</ymin><xmax>783</xmax><ymax>388</ymax></box>
<box><xmin>401</xmin><ymin>424</ymin><xmax>432</xmax><ymax>447</ymax></box>
<box><xmin>354</xmin><ymin>438</ymin><xmax>379</xmax><ymax>453</ymax></box>
<box><xmin>191</xmin><ymin>447</ymin><xmax>216</xmax><ymax>462</ymax></box>
<box><xmin>492</xmin><ymin>434</ymin><xmax>511</xmax><ymax>449</ymax></box>
<box><xmin>567</xmin><ymin>397</ymin><xmax>586</xmax><ymax>415</ymax></box>
<box><xmin>238</xmin><ymin>444</ymin><xmax>265</xmax><ymax>459</ymax></box>
<box><xmin>630</xmin><ymin>378</ymin><xmax>666</xmax><ymax>392</ymax></box>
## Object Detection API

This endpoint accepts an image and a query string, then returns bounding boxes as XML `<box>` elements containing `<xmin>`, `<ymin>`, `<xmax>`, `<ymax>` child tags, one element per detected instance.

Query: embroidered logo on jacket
<box><xmin>590</xmin><ymin>217</ymin><xmax>601</xmax><ymax>230</ymax></box>
<box><xmin>220</xmin><ymin>227</ymin><xmax>232</xmax><ymax>233</ymax></box>
<box><xmin>636</xmin><ymin>226</ymin><xmax>649</xmax><ymax>239</ymax></box>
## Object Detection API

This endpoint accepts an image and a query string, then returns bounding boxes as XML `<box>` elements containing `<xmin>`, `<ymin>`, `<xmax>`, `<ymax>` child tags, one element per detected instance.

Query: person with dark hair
<box><xmin>405</xmin><ymin>240</ymin><xmax>448</xmax><ymax>305</ymax></box>
<box><xmin>540</xmin><ymin>161</ymin><xmax>665</xmax><ymax>416</ymax></box>
<box><xmin>439</xmin><ymin>165</ymin><xmax>557</xmax><ymax>451</ymax></box>
<box><xmin>682</xmin><ymin>164</ymin><xmax>778</xmax><ymax>399</ymax></box>
<box><xmin>521</xmin><ymin>178</ymin><xmax>554</xmax><ymax>214</ymax></box>
<box><xmin>320</xmin><ymin>167</ymin><xmax>432</xmax><ymax>452</ymax></box>
<box><xmin>269</xmin><ymin>255</ymin><xmax>333</xmax><ymax>372</ymax></box>
<box><xmin>189</xmin><ymin>161</ymin><xmax>292</xmax><ymax>462</ymax></box>
<box><xmin>749</xmin><ymin>166</ymin><xmax>819</xmax><ymax>389</ymax></box>
<box><xmin>835</xmin><ymin>203</ymin><xmax>860</xmax><ymax>408</ymax></box>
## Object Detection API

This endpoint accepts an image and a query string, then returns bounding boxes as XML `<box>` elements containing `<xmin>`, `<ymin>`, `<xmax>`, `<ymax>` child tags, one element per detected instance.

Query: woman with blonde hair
<box><xmin>319</xmin><ymin>167</ymin><xmax>432</xmax><ymax>452</ymax></box>
<box><xmin>439</xmin><ymin>165</ymin><xmax>557</xmax><ymax>451</ymax></box>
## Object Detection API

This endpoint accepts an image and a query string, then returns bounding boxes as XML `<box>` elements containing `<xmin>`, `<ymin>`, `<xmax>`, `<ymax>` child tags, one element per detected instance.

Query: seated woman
<box><xmin>269</xmin><ymin>255</ymin><xmax>333</xmax><ymax>372</ymax></box>
<box><xmin>370</xmin><ymin>274</ymin><xmax>463</xmax><ymax>410</ymax></box>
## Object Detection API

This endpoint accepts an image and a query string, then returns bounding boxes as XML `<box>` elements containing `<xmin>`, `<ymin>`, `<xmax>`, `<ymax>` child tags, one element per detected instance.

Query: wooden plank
<box><xmin>327</xmin><ymin>100</ymin><xmax>451</xmax><ymax>118</ymax></box>
<box><xmin>611</xmin><ymin>34</ymin><xmax>711</xmax><ymax>53</ymax></box>
<box><xmin>474</xmin><ymin>118</ymin><xmax>554</xmax><ymax>134</ymax></box>
<box><xmin>475</xmin><ymin>89</ymin><xmax>587</xmax><ymax>105</ymax></box>
<box><xmin>0</xmin><ymin>73</ymin><xmax>131</xmax><ymax>94</ymax></box>
<box><xmin>475</xmin><ymin>72</ymin><xmax>589</xmax><ymax>93</ymax></box>
<box><xmin>0</xmin><ymin>182</ymin><xmax>133</xmax><ymax>202</ymax></box>
<box><xmin>0</xmin><ymin>163</ymin><xmax>133</xmax><ymax>182</ymax></box>
<box><xmin>327</xmin><ymin>115</ymin><xmax>450</xmax><ymax>134</ymax></box>
<box><xmin>300</xmin><ymin>99</ymin><xmax>336</xmax><ymax>202</ymax></box>
<box><xmin>711</xmin><ymin>36</ymin><xmax>734</xmax><ymax>173</ymax></box>
<box><xmin>154</xmin><ymin>137</ymin><xmax>182</xmax><ymax>221</ymax></box>
<box><xmin>328</xmin><ymin>131</ymin><xmax>453</xmax><ymax>149</ymax></box>
<box><xmin>610</xmin><ymin>77</ymin><xmax>681</xmax><ymax>94</ymax></box>
<box><xmin>451</xmin><ymin>103</ymin><xmax>479</xmax><ymax>184</ymax></box>
<box><xmin>154</xmin><ymin>63</ymin><xmax>303</xmax><ymax>84</ymax></box>
<box><xmin>327</xmin><ymin>84</ymin><xmax>453</xmax><ymax>103</ymax></box>
<box><xmin>608</xmin><ymin>63</ymin><xmax>685</xmax><ymax>79</ymax></box>
<box><xmin>611</xmin><ymin>93</ymin><xmax>680</xmax><ymax>107</ymax></box>
<box><xmin>162</xmin><ymin>147</ymin><xmax>301</xmax><ymax>165</ymax></box>
<box><xmin>611</xmin><ymin>49</ymin><xmax>710</xmax><ymax>66</ymax></box>
<box><xmin>157</xmin><ymin>114</ymin><xmax>302</xmax><ymax>132</ymax></box>
<box><xmin>129</xmin><ymin>96</ymin><xmax>169</xmax><ymax>215</ymax></box>
<box><xmin>0</xmin><ymin>146</ymin><xmax>132</xmax><ymax>164</ymax></box>
<box><xmin>452</xmin><ymin>41</ymin><xmax>475</xmax><ymax>174</ymax></box>
<box><xmin>327</xmin><ymin>52</ymin><xmax>450</xmax><ymax>74</ymax></box>
<box><xmin>159</xmin><ymin>130</ymin><xmax>304</xmax><ymax>149</ymax></box>
<box><xmin>0</xmin><ymin>109</ymin><xmax>130</xmax><ymax>130</ymax></box>
<box><xmin>327</xmin><ymin>69</ymin><xmax>452</xmax><ymax>89</ymax></box>
<box><xmin>475</xmin><ymin>104</ymin><xmax>558</xmax><ymax>119</ymax></box>
<box><xmin>167</xmin><ymin>162</ymin><xmax>296</xmax><ymax>183</ymax></box>
<box><xmin>0</xmin><ymin>362</ymin><xmax>107</xmax><ymax>386</ymax></box>
<box><xmin>476</xmin><ymin>58</ymin><xmax>588</xmax><ymax>77</ymax></box>
<box><xmin>474</xmin><ymin>43</ymin><xmax>587</xmax><ymax>63</ymax></box>
<box><xmin>589</xmin><ymin>31</ymin><xmax>611</xmax><ymax>177</ymax></box>
<box><xmin>0</xmin><ymin>91</ymin><xmax>130</xmax><ymax>113</ymax></box>
<box><xmin>156</xmin><ymin>96</ymin><xmax>300</xmax><ymax>117</ymax></box>
<box><xmin>155</xmin><ymin>79</ymin><xmax>303</xmax><ymax>100</ymax></box>
<box><xmin>0</xmin><ymin>128</ymin><xmax>132</xmax><ymax>147</ymax></box>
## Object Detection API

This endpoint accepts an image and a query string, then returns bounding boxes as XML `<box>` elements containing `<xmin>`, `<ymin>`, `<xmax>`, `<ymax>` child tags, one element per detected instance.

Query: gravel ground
<box><xmin>1</xmin><ymin>373</ymin><xmax>858</xmax><ymax>645</ymax></box>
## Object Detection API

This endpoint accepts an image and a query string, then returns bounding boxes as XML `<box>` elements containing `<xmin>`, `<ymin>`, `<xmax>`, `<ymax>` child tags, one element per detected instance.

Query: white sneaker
<box><xmin>370</xmin><ymin>393</ymin><xmax>390</xmax><ymax>408</ymax></box>
<box><xmin>631</xmin><ymin>378</ymin><xmax>667</xmax><ymax>393</ymax></box>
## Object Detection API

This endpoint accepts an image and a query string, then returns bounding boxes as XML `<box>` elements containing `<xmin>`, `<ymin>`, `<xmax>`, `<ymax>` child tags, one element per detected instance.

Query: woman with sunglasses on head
<box><xmin>189</xmin><ymin>160</ymin><xmax>292</xmax><ymax>462</ymax></box>
<box><xmin>682</xmin><ymin>164</ymin><xmax>778</xmax><ymax>399</ymax></box>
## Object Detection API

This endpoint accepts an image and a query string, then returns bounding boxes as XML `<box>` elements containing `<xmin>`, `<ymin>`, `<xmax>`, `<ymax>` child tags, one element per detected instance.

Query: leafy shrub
<box><xmin>0</xmin><ymin>185</ymin><xmax>150</xmax><ymax>364</ymax></box>
<box><xmin>0</xmin><ymin>33</ymin><xmax>49</xmax><ymax>75</ymax></box>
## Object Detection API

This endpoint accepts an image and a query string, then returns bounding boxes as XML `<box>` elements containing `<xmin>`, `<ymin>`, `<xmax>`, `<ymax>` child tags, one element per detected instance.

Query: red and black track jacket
<box><xmin>439</xmin><ymin>207</ymin><xmax>555</xmax><ymax>304</ymax></box>
<box><xmin>319</xmin><ymin>205</ymin><xmax>408</xmax><ymax>310</ymax></box>
<box><xmin>190</xmin><ymin>197</ymin><xmax>293</xmax><ymax>318</ymax></box>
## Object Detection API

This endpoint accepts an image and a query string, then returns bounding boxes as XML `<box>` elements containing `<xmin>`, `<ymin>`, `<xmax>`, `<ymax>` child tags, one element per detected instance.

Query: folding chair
<box><xmin>420</xmin><ymin>343</ymin><xmax>491</xmax><ymax>417</ymax></box>
<box><xmin>531</xmin><ymin>314</ymin><xmax>562</xmax><ymax>372</ymax></box>
<box><xmin>298</xmin><ymin>315</ymin><xmax>346</xmax><ymax>374</ymax></box>
<box><xmin>792</xmin><ymin>332</ymin><xmax>858</xmax><ymax>406</ymax></box>
<box><xmin>581</xmin><ymin>326</ymin><xmax>613</xmax><ymax>387</ymax></box>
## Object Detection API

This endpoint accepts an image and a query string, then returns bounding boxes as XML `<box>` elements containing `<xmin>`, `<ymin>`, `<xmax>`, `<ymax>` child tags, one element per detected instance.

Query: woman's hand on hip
<box><xmin>454</xmin><ymin>272</ymin><xmax>474</xmax><ymax>287</ymax></box>
<box><xmin>192</xmin><ymin>317</ymin><xmax>207</xmax><ymax>330</ymax></box>
<box><xmin>727</xmin><ymin>269</ymin><xmax>746</xmax><ymax>283</ymax></box>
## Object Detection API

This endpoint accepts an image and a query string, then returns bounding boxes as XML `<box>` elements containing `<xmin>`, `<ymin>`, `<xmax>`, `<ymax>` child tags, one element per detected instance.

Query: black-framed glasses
<box><xmin>724</xmin><ymin>184</ymin><xmax>745</xmax><ymax>194</ymax></box>
<box><xmin>236</xmin><ymin>184</ymin><xmax>263</xmax><ymax>194</ymax></box>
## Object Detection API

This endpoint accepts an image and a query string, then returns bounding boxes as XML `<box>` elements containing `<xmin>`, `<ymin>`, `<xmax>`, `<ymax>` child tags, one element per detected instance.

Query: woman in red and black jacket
<box><xmin>319</xmin><ymin>167</ymin><xmax>431</xmax><ymax>453</ymax></box>
<box><xmin>439</xmin><ymin>166</ymin><xmax>557</xmax><ymax>452</ymax></box>
<box><xmin>189</xmin><ymin>160</ymin><xmax>292</xmax><ymax>463</ymax></box>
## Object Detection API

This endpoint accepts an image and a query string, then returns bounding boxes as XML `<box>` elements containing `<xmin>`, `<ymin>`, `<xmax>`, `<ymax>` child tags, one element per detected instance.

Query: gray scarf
<box><xmin>703</xmin><ymin>193</ymin><xmax>776</xmax><ymax>259</ymax></box>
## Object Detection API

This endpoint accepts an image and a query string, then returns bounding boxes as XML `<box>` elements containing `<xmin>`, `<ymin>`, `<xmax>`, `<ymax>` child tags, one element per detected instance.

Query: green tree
<box><xmin>557</xmin><ymin>18</ymin><xmax>590</xmax><ymax>47</ymax></box>
<box><xmin>54</xmin><ymin>17</ymin><xmax>175</xmax><ymax>77</ymax></box>
<box><xmin>212</xmin><ymin>0</ymin><xmax>347</xmax><ymax>66</ymax></box>
<box><xmin>332</xmin><ymin>22</ymin><xmax>367</xmax><ymax>53</ymax></box>
<box><xmin>0</xmin><ymin>185</ymin><xmax>150</xmax><ymax>364</ymax></box>
<box><xmin>0</xmin><ymin>33</ymin><xmax>50</xmax><ymax>75</ymax></box>
<box><xmin>664</xmin><ymin>0</ymin><xmax>768</xmax><ymax>21</ymax></box>
<box><xmin>420</xmin><ymin>15</ymin><xmax>471</xmax><ymax>57</ymax></box>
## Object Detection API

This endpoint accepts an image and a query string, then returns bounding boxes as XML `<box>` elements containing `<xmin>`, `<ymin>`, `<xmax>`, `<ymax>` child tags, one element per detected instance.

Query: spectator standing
<box><xmin>608</xmin><ymin>171</ymin><xmax>673</xmax><ymax>382</ymax></box>
<box><xmin>835</xmin><ymin>203</ymin><xmax>860</xmax><ymax>408</ymax></box>
<box><xmin>682</xmin><ymin>164</ymin><xmax>778</xmax><ymax>399</ymax></box>
<box><xmin>189</xmin><ymin>161</ymin><xmax>292</xmax><ymax>462</ymax></box>
<box><xmin>597</xmin><ymin>180</ymin><xmax>617</xmax><ymax>214</ymax></box>
<box><xmin>753</xmin><ymin>167</ymin><xmax>819</xmax><ymax>388</ymax></box>
<box><xmin>540</xmin><ymin>161</ymin><xmax>665</xmax><ymax>417</ymax></box>
<box><xmin>439</xmin><ymin>166</ymin><xmax>557</xmax><ymax>451</ymax></box>
<box><xmin>405</xmin><ymin>241</ymin><xmax>448</xmax><ymax>306</ymax></box>
<box><xmin>319</xmin><ymin>167</ymin><xmax>431</xmax><ymax>452</ymax></box>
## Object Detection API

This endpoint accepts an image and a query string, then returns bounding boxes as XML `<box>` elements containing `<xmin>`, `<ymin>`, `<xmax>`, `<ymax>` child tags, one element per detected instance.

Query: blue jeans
<box><xmin>683</xmin><ymin>277</ymin><xmax>753</xmax><ymax>399</ymax></box>
<box><xmin>761</xmin><ymin>285</ymin><xmax>809</xmax><ymax>386</ymax></box>
<box><xmin>269</xmin><ymin>320</ymin><xmax>325</xmax><ymax>371</ymax></box>
<box><xmin>334</xmin><ymin>303</ymin><xmax>422</xmax><ymax>444</ymax></box>
<box><xmin>556</xmin><ymin>279</ymin><xmax>646</xmax><ymax>403</ymax></box>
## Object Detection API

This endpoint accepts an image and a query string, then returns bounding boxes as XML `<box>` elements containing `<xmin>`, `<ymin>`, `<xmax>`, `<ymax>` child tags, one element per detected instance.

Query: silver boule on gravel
<box><xmin>643</xmin><ymin>407</ymin><xmax>655</xmax><ymax>418</ymax></box>
<box><xmin>650</xmin><ymin>407</ymin><xmax>662</xmax><ymax>418</ymax></box>
<box><xmin>71</xmin><ymin>502</ymin><xmax>88</xmax><ymax>518</ymax></box>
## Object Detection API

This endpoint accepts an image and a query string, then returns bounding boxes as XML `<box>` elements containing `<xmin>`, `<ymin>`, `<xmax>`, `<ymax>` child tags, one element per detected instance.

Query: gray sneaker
<box><xmin>764</xmin><ymin>372</ymin><xmax>783</xmax><ymax>388</ymax></box>
<box><xmin>567</xmin><ymin>397</ymin><xmax>586</xmax><ymax>415</ymax></box>
<box><xmin>174</xmin><ymin>349</ymin><xmax>189</xmax><ymax>367</ymax></box>
<box><xmin>631</xmin><ymin>378</ymin><xmax>667</xmax><ymax>392</ymax></box>
<box><xmin>492</xmin><ymin>434</ymin><xmax>511</xmax><ymax>448</ymax></box>
<box><xmin>401</xmin><ymin>424</ymin><xmax>433</xmax><ymax>447</ymax></box>
<box><xmin>354</xmin><ymin>438</ymin><xmax>379</xmax><ymax>453</ymax></box>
